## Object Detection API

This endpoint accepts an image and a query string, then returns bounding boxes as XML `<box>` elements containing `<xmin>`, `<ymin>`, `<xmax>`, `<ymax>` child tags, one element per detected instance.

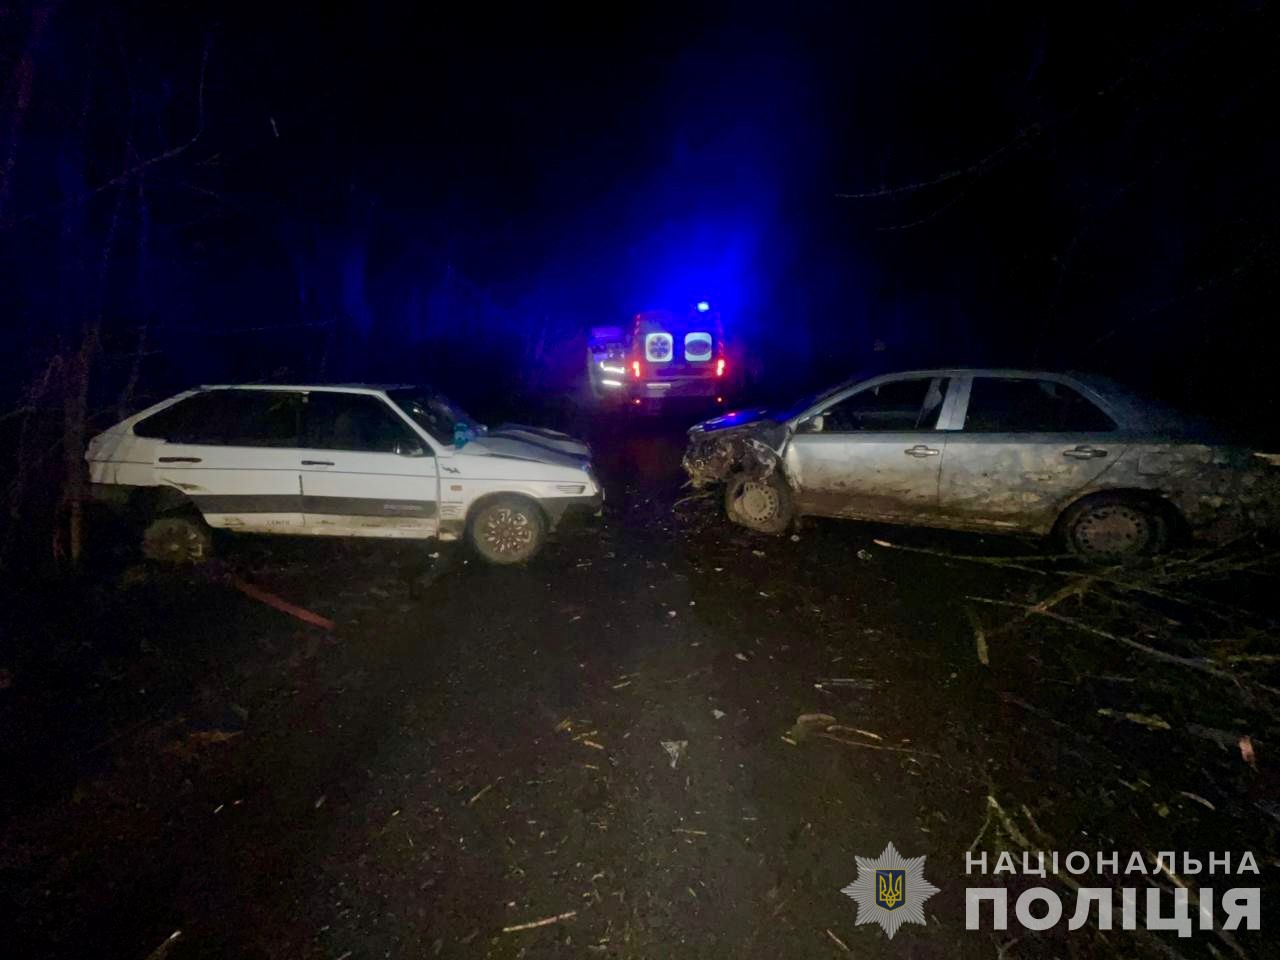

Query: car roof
<box><xmin>198</xmin><ymin>383</ymin><xmax>416</xmax><ymax>394</ymax></box>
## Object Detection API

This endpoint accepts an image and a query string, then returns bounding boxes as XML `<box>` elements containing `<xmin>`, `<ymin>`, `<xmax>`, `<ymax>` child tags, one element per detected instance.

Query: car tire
<box><xmin>1058</xmin><ymin>493</ymin><xmax>1169</xmax><ymax>560</ymax></box>
<box><xmin>724</xmin><ymin>472</ymin><xmax>794</xmax><ymax>535</ymax></box>
<box><xmin>468</xmin><ymin>496</ymin><xmax>547</xmax><ymax>565</ymax></box>
<box><xmin>142</xmin><ymin>516</ymin><xmax>212</xmax><ymax>564</ymax></box>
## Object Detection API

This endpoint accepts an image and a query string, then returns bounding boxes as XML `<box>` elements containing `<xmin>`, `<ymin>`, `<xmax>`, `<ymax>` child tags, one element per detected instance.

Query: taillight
<box><xmin>715</xmin><ymin>358</ymin><xmax>726</xmax><ymax>378</ymax></box>
<box><xmin>631</xmin><ymin>360</ymin><xmax>642</xmax><ymax>378</ymax></box>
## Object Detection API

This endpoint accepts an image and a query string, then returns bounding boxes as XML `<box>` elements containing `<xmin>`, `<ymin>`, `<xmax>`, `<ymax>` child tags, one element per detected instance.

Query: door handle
<box><xmin>1062</xmin><ymin>446</ymin><xmax>1108</xmax><ymax>460</ymax></box>
<box><xmin>158</xmin><ymin>456</ymin><xmax>202</xmax><ymax>463</ymax></box>
<box><xmin>904</xmin><ymin>445</ymin><xmax>940</xmax><ymax>458</ymax></box>
<box><xmin>300</xmin><ymin>460</ymin><xmax>334</xmax><ymax>466</ymax></box>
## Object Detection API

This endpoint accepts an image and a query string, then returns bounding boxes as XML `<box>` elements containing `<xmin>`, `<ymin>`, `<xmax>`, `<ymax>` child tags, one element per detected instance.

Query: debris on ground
<box><xmin>502</xmin><ymin>910</ymin><xmax>577</xmax><ymax>934</ymax></box>
<box><xmin>1096</xmin><ymin>708</ymin><xmax>1171</xmax><ymax>730</ymax></box>
<box><xmin>1239</xmin><ymin>735</ymin><xmax>1258</xmax><ymax>767</ymax></box>
<box><xmin>660</xmin><ymin>740</ymin><xmax>688</xmax><ymax>768</ymax></box>
<box><xmin>228</xmin><ymin>576</ymin><xmax>336</xmax><ymax>631</ymax></box>
<box><xmin>142</xmin><ymin>930</ymin><xmax>182</xmax><ymax>960</ymax></box>
<box><xmin>964</xmin><ymin>605</ymin><xmax>989</xmax><ymax>666</ymax></box>
<box><xmin>788</xmin><ymin>713</ymin><xmax>937</xmax><ymax>757</ymax></box>
<box><xmin>164</xmin><ymin>728</ymin><xmax>243</xmax><ymax>759</ymax></box>
<box><xmin>788</xmin><ymin>713</ymin><xmax>836</xmax><ymax>742</ymax></box>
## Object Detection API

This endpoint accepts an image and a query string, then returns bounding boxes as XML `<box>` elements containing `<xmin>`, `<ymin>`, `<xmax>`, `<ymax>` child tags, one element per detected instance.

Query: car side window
<box><xmin>135</xmin><ymin>390</ymin><xmax>301</xmax><ymax>446</ymax></box>
<box><xmin>964</xmin><ymin>378</ymin><xmax>1116</xmax><ymax>432</ymax></box>
<box><xmin>303</xmin><ymin>393</ymin><xmax>420</xmax><ymax>453</ymax></box>
<box><xmin>821</xmin><ymin>377</ymin><xmax>949</xmax><ymax>432</ymax></box>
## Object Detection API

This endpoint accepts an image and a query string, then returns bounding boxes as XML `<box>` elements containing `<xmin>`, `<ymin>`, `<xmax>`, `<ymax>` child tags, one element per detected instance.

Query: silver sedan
<box><xmin>683</xmin><ymin>369</ymin><xmax>1280</xmax><ymax>557</ymax></box>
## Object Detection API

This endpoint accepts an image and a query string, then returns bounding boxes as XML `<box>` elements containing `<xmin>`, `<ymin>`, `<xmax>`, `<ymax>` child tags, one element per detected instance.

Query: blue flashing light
<box><xmin>695</xmin><ymin>300</ymin><xmax>711</xmax><ymax>313</ymax></box>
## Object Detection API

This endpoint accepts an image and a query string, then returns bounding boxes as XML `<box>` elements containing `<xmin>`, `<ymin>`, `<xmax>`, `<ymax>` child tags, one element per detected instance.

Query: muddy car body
<box><xmin>684</xmin><ymin>369</ymin><xmax>1280</xmax><ymax>556</ymax></box>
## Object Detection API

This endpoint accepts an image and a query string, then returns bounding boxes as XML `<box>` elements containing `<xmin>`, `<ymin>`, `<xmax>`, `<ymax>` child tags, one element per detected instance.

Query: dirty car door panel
<box><xmin>785</xmin><ymin>376</ymin><xmax>951</xmax><ymax>521</ymax></box>
<box><xmin>938</xmin><ymin>376</ymin><xmax>1126</xmax><ymax>532</ymax></box>
<box><xmin>135</xmin><ymin>389</ymin><xmax>306</xmax><ymax>531</ymax></box>
<box><xmin>298</xmin><ymin>392</ymin><xmax>439</xmax><ymax>537</ymax></box>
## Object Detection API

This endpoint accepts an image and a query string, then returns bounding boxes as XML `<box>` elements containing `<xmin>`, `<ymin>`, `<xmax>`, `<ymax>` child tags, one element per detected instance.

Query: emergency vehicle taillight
<box><xmin>631</xmin><ymin>360</ymin><xmax>642</xmax><ymax>379</ymax></box>
<box><xmin>715</xmin><ymin>358</ymin><xmax>726</xmax><ymax>378</ymax></box>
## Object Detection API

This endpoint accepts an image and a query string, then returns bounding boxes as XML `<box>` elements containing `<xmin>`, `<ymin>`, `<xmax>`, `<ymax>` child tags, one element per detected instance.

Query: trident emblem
<box><xmin>875</xmin><ymin>869</ymin><xmax>905</xmax><ymax>910</ymax></box>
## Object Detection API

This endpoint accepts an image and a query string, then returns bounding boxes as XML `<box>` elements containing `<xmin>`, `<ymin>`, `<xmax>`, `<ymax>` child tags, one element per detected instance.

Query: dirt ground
<box><xmin>2</xmin><ymin>415</ymin><xmax>1278</xmax><ymax>959</ymax></box>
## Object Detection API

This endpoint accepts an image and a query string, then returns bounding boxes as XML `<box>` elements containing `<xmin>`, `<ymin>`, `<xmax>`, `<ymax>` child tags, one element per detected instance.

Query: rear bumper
<box><xmin>630</xmin><ymin>377</ymin><xmax>721</xmax><ymax>399</ymax></box>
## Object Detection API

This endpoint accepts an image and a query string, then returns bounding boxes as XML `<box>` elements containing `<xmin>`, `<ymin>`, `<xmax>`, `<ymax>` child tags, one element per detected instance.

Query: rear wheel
<box><xmin>469</xmin><ymin>496</ymin><xmax>547</xmax><ymax>565</ymax></box>
<box><xmin>724</xmin><ymin>472</ymin><xmax>794</xmax><ymax>535</ymax></box>
<box><xmin>142</xmin><ymin>516</ymin><xmax>212</xmax><ymax>564</ymax></box>
<box><xmin>1059</xmin><ymin>493</ymin><xmax>1169</xmax><ymax>560</ymax></box>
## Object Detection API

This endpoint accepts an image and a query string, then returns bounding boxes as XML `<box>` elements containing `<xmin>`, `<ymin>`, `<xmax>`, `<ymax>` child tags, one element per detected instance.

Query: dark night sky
<box><xmin>2</xmin><ymin>1</ymin><xmax>1278</xmax><ymax>425</ymax></box>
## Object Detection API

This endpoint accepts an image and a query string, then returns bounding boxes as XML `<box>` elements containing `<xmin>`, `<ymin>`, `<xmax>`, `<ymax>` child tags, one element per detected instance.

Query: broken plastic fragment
<box><xmin>660</xmin><ymin>740</ymin><xmax>688</xmax><ymax>769</ymax></box>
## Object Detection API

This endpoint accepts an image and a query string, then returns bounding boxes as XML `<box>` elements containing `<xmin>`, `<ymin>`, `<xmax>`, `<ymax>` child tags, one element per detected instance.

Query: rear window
<box><xmin>683</xmin><ymin>332</ymin><xmax>713</xmax><ymax>362</ymax></box>
<box><xmin>645</xmin><ymin>332</ymin><xmax>673</xmax><ymax>362</ymax></box>
<box><xmin>135</xmin><ymin>390</ymin><xmax>301</xmax><ymax>446</ymax></box>
<box><xmin>964</xmin><ymin>378</ymin><xmax>1115</xmax><ymax>432</ymax></box>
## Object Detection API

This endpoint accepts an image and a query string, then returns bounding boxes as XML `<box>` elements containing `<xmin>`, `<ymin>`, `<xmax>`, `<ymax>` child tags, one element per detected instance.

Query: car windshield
<box><xmin>773</xmin><ymin>371</ymin><xmax>876</xmax><ymax>421</ymax></box>
<box><xmin>386</xmin><ymin>389</ymin><xmax>485</xmax><ymax>445</ymax></box>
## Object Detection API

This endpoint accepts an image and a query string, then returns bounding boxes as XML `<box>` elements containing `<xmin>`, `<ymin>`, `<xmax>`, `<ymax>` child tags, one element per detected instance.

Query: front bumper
<box><xmin>543</xmin><ymin>492</ymin><xmax>604</xmax><ymax>530</ymax></box>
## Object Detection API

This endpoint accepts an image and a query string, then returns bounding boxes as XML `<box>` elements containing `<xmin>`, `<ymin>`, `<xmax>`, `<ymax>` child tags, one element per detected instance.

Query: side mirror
<box><xmin>797</xmin><ymin>414</ymin><xmax>825</xmax><ymax>434</ymax></box>
<box><xmin>393</xmin><ymin>440</ymin><xmax>427</xmax><ymax>457</ymax></box>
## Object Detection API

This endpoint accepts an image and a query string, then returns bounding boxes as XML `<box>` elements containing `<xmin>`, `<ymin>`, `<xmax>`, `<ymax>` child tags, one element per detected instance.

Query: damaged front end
<box><xmin>682</xmin><ymin>413</ymin><xmax>789</xmax><ymax>488</ymax></box>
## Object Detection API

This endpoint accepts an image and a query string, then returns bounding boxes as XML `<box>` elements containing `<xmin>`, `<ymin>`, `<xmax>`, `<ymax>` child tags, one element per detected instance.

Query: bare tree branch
<box><xmin>0</xmin><ymin>40</ymin><xmax>210</xmax><ymax>230</ymax></box>
<box><xmin>836</xmin><ymin>123</ymin><xmax>1043</xmax><ymax>200</ymax></box>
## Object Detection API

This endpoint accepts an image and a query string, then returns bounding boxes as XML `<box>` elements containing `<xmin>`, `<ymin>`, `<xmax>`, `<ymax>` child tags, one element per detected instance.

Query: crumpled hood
<box><xmin>683</xmin><ymin>411</ymin><xmax>789</xmax><ymax>487</ymax></box>
<box><xmin>690</xmin><ymin>407</ymin><xmax>773</xmax><ymax>433</ymax></box>
<box><xmin>487</xmin><ymin>423</ymin><xmax>590</xmax><ymax>459</ymax></box>
<box><xmin>464</xmin><ymin>434</ymin><xmax>585</xmax><ymax>468</ymax></box>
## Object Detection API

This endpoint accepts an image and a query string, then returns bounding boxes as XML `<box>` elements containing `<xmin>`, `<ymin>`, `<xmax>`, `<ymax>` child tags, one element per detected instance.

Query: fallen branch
<box><xmin>143</xmin><ymin>931</ymin><xmax>182</xmax><ymax>960</ymax></box>
<box><xmin>229</xmin><ymin>576</ymin><xmax>335</xmax><ymax>631</ymax></box>
<box><xmin>502</xmin><ymin>911</ymin><xmax>577</xmax><ymax>933</ymax></box>
<box><xmin>966</xmin><ymin>595</ymin><xmax>1236</xmax><ymax>681</ymax></box>
<box><xmin>815</xmin><ymin>733</ymin><xmax>940</xmax><ymax>758</ymax></box>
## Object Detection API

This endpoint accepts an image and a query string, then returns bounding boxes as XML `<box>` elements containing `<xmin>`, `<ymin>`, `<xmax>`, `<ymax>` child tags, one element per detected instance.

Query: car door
<box><xmin>783</xmin><ymin>375</ymin><xmax>954</xmax><ymax>522</ymax></box>
<box><xmin>136</xmin><ymin>389</ymin><xmax>305</xmax><ymax>531</ymax></box>
<box><xmin>297</xmin><ymin>391</ymin><xmax>439</xmax><ymax>537</ymax></box>
<box><xmin>937</xmin><ymin>375</ymin><xmax>1126</xmax><ymax>532</ymax></box>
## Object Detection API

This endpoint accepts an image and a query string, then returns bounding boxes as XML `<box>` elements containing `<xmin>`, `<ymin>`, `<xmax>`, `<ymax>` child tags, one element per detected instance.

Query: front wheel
<box><xmin>468</xmin><ymin>496</ymin><xmax>547</xmax><ymax>565</ymax></box>
<box><xmin>724</xmin><ymin>472</ymin><xmax>794</xmax><ymax>535</ymax></box>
